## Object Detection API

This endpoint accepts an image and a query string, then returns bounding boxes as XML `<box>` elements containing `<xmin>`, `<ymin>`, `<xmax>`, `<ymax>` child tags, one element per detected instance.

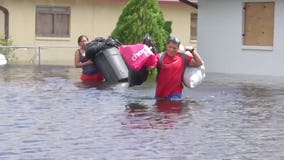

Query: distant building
<box><xmin>0</xmin><ymin>0</ymin><xmax>197</xmax><ymax>65</ymax></box>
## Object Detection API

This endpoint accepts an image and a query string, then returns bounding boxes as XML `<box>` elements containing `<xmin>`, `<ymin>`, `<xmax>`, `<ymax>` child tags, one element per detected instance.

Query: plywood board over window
<box><xmin>243</xmin><ymin>2</ymin><xmax>274</xmax><ymax>46</ymax></box>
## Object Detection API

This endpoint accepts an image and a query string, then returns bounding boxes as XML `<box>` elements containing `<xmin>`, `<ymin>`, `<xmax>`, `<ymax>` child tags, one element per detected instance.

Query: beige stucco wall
<box><xmin>0</xmin><ymin>0</ymin><xmax>96</xmax><ymax>65</ymax></box>
<box><xmin>160</xmin><ymin>3</ymin><xmax>197</xmax><ymax>48</ymax></box>
<box><xmin>0</xmin><ymin>0</ymin><xmax>197</xmax><ymax>65</ymax></box>
<box><xmin>92</xmin><ymin>0</ymin><xmax>124</xmax><ymax>38</ymax></box>
<box><xmin>0</xmin><ymin>0</ymin><xmax>95</xmax><ymax>45</ymax></box>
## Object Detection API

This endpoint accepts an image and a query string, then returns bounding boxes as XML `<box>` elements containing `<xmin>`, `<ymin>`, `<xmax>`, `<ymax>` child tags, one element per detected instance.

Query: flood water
<box><xmin>0</xmin><ymin>64</ymin><xmax>283</xmax><ymax>160</ymax></box>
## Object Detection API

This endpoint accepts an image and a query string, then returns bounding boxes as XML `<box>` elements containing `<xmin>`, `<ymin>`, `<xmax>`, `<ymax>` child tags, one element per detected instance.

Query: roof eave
<box><xmin>179</xmin><ymin>0</ymin><xmax>198</xmax><ymax>9</ymax></box>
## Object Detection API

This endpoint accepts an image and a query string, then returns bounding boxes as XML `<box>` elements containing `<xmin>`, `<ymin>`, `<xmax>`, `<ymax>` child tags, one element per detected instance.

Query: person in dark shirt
<box><xmin>74</xmin><ymin>35</ymin><xmax>104</xmax><ymax>82</ymax></box>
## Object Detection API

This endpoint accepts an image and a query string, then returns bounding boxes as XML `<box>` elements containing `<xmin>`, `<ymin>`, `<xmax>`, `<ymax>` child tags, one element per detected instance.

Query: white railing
<box><xmin>0</xmin><ymin>45</ymin><xmax>78</xmax><ymax>65</ymax></box>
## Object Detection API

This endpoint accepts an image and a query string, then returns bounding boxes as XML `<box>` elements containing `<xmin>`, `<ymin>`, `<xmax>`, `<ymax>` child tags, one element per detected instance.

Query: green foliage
<box><xmin>147</xmin><ymin>68</ymin><xmax>158</xmax><ymax>82</ymax></box>
<box><xmin>164</xmin><ymin>21</ymin><xmax>172</xmax><ymax>35</ymax></box>
<box><xmin>111</xmin><ymin>0</ymin><xmax>171</xmax><ymax>52</ymax></box>
<box><xmin>0</xmin><ymin>35</ymin><xmax>15</xmax><ymax>62</ymax></box>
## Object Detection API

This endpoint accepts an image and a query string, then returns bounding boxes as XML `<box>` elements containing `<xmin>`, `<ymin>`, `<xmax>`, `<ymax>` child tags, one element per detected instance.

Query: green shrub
<box><xmin>164</xmin><ymin>21</ymin><xmax>172</xmax><ymax>35</ymax></box>
<box><xmin>111</xmin><ymin>0</ymin><xmax>171</xmax><ymax>52</ymax></box>
<box><xmin>0</xmin><ymin>35</ymin><xmax>15</xmax><ymax>62</ymax></box>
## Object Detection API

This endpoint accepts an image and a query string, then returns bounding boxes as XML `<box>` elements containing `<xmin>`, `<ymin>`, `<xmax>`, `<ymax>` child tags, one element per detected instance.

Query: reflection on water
<box><xmin>123</xmin><ymin>100</ymin><xmax>195</xmax><ymax>130</ymax></box>
<box><xmin>0</xmin><ymin>65</ymin><xmax>283</xmax><ymax>160</ymax></box>
<box><xmin>1</xmin><ymin>64</ymin><xmax>71</xmax><ymax>82</ymax></box>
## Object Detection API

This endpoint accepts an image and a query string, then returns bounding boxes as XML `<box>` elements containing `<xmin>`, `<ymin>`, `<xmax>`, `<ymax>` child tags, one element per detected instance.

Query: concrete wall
<box><xmin>198</xmin><ymin>0</ymin><xmax>284</xmax><ymax>76</ymax></box>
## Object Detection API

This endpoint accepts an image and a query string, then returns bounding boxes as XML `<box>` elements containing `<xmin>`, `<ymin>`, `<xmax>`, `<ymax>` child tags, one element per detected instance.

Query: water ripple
<box><xmin>0</xmin><ymin>65</ymin><xmax>283</xmax><ymax>159</ymax></box>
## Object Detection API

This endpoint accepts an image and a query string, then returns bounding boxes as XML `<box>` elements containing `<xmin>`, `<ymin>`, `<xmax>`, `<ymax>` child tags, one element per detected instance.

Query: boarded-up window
<box><xmin>190</xmin><ymin>13</ymin><xmax>198</xmax><ymax>41</ymax></box>
<box><xmin>36</xmin><ymin>6</ymin><xmax>70</xmax><ymax>37</ymax></box>
<box><xmin>243</xmin><ymin>2</ymin><xmax>274</xmax><ymax>46</ymax></box>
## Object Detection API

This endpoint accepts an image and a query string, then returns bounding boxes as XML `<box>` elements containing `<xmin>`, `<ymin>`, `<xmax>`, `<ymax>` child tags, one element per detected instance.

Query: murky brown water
<box><xmin>0</xmin><ymin>64</ymin><xmax>283</xmax><ymax>160</ymax></box>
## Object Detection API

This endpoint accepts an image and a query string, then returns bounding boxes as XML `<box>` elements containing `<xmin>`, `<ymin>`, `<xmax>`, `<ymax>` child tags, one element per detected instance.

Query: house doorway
<box><xmin>0</xmin><ymin>6</ymin><xmax>9</xmax><ymax>40</ymax></box>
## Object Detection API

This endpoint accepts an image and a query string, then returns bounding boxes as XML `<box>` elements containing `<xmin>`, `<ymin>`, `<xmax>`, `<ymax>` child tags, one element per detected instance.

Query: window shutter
<box><xmin>190</xmin><ymin>13</ymin><xmax>198</xmax><ymax>41</ymax></box>
<box><xmin>54</xmin><ymin>14</ymin><xmax>70</xmax><ymax>36</ymax></box>
<box><xmin>36</xmin><ymin>13</ymin><xmax>53</xmax><ymax>36</ymax></box>
<box><xmin>36</xmin><ymin>6</ymin><xmax>70</xmax><ymax>37</ymax></box>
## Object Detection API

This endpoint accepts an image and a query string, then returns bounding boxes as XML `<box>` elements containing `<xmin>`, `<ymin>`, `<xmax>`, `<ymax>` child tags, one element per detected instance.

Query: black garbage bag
<box><xmin>85</xmin><ymin>37</ymin><xmax>129</xmax><ymax>82</ymax></box>
<box><xmin>128</xmin><ymin>66</ymin><xmax>149</xmax><ymax>87</ymax></box>
<box><xmin>126</xmin><ymin>33</ymin><xmax>157</xmax><ymax>87</ymax></box>
<box><xmin>85</xmin><ymin>37</ymin><xmax>106</xmax><ymax>61</ymax></box>
<box><xmin>105</xmin><ymin>38</ymin><xmax>120</xmax><ymax>48</ymax></box>
<box><xmin>85</xmin><ymin>37</ymin><xmax>119</xmax><ymax>61</ymax></box>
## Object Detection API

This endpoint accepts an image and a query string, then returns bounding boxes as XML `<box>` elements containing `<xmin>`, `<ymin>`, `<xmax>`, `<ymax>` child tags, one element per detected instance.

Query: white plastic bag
<box><xmin>183</xmin><ymin>64</ymin><xmax>206</xmax><ymax>88</ymax></box>
<box><xmin>0</xmin><ymin>53</ymin><xmax>7</xmax><ymax>65</ymax></box>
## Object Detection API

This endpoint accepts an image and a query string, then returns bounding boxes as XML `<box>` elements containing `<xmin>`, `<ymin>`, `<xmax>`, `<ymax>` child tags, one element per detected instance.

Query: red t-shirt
<box><xmin>155</xmin><ymin>52</ymin><xmax>193</xmax><ymax>98</ymax></box>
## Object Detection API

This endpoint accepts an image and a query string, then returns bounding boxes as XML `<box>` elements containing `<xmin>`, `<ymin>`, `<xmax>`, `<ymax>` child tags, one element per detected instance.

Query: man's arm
<box><xmin>186</xmin><ymin>47</ymin><xmax>203</xmax><ymax>67</ymax></box>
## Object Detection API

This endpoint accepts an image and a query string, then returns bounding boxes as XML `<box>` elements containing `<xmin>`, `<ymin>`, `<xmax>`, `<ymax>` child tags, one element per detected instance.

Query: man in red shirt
<box><xmin>148</xmin><ymin>36</ymin><xmax>203</xmax><ymax>99</ymax></box>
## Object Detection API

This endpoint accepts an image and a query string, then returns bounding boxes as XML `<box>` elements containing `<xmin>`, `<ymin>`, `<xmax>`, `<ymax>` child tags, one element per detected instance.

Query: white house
<box><xmin>198</xmin><ymin>0</ymin><xmax>284</xmax><ymax>76</ymax></box>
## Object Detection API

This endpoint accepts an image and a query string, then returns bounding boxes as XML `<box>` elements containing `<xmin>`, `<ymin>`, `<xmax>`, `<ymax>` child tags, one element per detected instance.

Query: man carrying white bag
<box><xmin>182</xmin><ymin>49</ymin><xmax>206</xmax><ymax>88</ymax></box>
